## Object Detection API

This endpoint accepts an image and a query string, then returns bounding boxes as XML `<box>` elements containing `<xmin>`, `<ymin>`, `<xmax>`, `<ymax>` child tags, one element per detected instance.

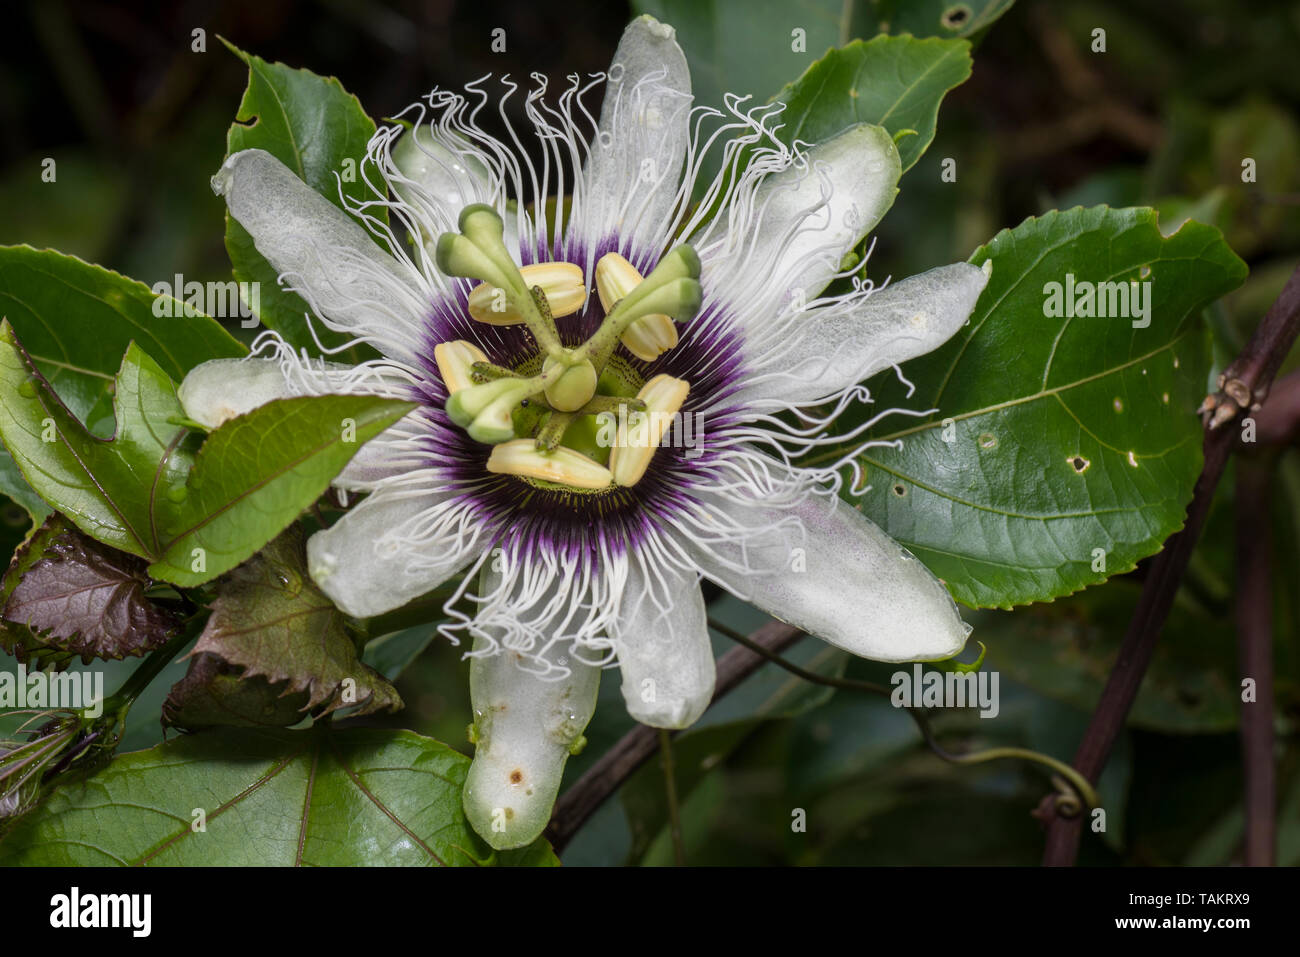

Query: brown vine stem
<box><xmin>544</xmin><ymin>621</ymin><xmax>801</xmax><ymax>853</ymax></box>
<box><xmin>1236</xmin><ymin>455</ymin><xmax>1276</xmax><ymax>866</ymax></box>
<box><xmin>1040</xmin><ymin>263</ymin><xmax>1300</xmax><ymax>866</ymax></box>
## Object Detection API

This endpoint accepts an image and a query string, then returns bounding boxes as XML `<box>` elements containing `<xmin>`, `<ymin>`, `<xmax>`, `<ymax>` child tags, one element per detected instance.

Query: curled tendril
<box><xmin>1050</xmin><ymin>774</ymin><xmax>1085</xmax><ymax>818</ymax></box>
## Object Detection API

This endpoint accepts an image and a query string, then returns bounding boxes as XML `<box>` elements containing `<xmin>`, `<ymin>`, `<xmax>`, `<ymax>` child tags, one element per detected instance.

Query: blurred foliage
<box><xmin>1</xmin><ymin>0</ymin><xmax>1299</xmax><ymax>865</ymax></box>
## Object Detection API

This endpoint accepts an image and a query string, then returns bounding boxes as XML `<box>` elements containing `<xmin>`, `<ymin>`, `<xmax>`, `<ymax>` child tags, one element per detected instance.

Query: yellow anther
<box><xmin>596</xmin><ymin>252</ymin><xmax>679</xmax><ymax>361</ymax></box>
<box><xmin>486</xmin><ymin>440</ymin><xmax>613</xmax><ymax>490</ymax></box>
<box><xmin>434</xmin><ymin>340</ymin><xmax>488</xmax><ymax>394</ymax></box>
<box><xmin>618</xmin><ymin>314</ymin><xmax>678</xmax><ymax>362</ymax></box>
<box><xmin>608</xmin><ymin>374</ymin><xmax>690</xmax><ymax>487</ymax></box>
<box><xmin>468</xmin><ymin>262</ymin><xmax>587</xmax><ymax>325</ymax></box>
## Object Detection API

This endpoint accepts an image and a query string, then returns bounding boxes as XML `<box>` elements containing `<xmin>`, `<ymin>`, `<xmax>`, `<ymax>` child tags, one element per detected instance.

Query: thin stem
<box><xmin>659</xmin><ymin>729</ymin><xmax>686</xmax><ymax>866</ymax></box>
<box><xmin>1236</xmin><ymin>455</ymin><xmax>1276</xmax><ymax>866</ymax></box>
<box><xmin>707</xmin><ymin>619</ymin><xmax>891</xmax><ymax>695</ymax></box>
<box><xmin>708</xmin><ymin>619</ymin><xmax>1099</xmax><ymax>811</ymax></box>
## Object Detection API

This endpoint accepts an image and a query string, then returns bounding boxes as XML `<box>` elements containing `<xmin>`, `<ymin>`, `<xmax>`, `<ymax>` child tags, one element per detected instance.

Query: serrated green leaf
<box><xmin>362</xmin><ymin>625</ymin><xmax>438</xmax><ymax>681</ymax></box>
<box><xmin>146</xmin><ymin>393</ymin><xmax>413</xmax><ymax>585</ymax></box>
<box><xmin>0</xmin><ymin>322</ymin><xmax>413</xmax><ymax>586</ymax></box>
<box><xmin>180</xmin><ymin>525</ymin><xmax>400</xmax><ymax>717</ymax></box>
<box><xmin>0</xmin><ymin>323</ymin><xmax>195</xmax><ymax>560</ymax></box>
<box><xmin>828</xmin><ymin>206</ymin><xmax>1247</xmax><ymax>608</ymax></box>
<box><xmin>0</xmin><ymin>245</ymin><xmax>245</xmax><ymax>422</ymax></box>
<box><xmin>0</xmin><ymin>727</ymin><xmax>557</xmax><ymax>866</ymax></box>
<box><xmin>221</xmin><ymin>40</ymin><xmax>381</xmax><ymax>362</ymax></box>
<box><xmin>770</xmin><ymin>34</ymin><xmax>972</xmax><ymax>171</ymax></box>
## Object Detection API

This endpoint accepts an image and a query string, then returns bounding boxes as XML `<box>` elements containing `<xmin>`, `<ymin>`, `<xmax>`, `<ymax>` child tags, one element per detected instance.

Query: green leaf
<box><xmin>2</xmin><ymin>514</ymin><xmax>181</xmax><ymax>664</ymax></box>
<box><xmin>0</xmin><ymin>245</ymin><xmax>245</xmax><ymax>421</ymax></box>
<box><xmin>181</xmin><ymin>526</ymin><xmax>400</xmax><ymax>717</ymax></box>
<box><xmin>0</xmin><ymin>726</ymin><xmax>556</xmax><ymax>866</ymax></box>
<box><xmin>851</xmin><ymin>0</ymin><xmax>1016</xmax><ymax>39</ymax></box>
<box><xmin>770</xmin><ymin>34</ymin><xmax>972</xmax><ymax>172</ymax></box>
<box><xmin>0</xmin><ymin>322</ymin><xmax>413</xmax><ymax>585</ymax></box>
<box><xmin>222</xmin><ymin>40</ymin><xmax>381</xmax><ymax>361</ymax></box>
<box><xmin>0</xmin><ymin>323</ymin><xmax>196</xmax><ymax>560</ymax></box>
<box><xmin>834</xmin><ymin>206</ymin><xmax>1247</xmax><ymax>608</ymax></box>
<box><xmin>0</xmin><ymin>450</ymin><xmax>51</xmax><ymax>528</ymax></box>
<box><xmin>633</xmin><ymin>1</ymin><xmax>1005</xmax><ymax>115</ymax></box>
<box><xmin>362</xmin><ymin>625</ymin><xmax>438</xmax><ymax>681</ymax></box>
<box><xmin>146</xmin><ymin>393</ymin><xmax>413</xmax><ymax>585</ymax></box>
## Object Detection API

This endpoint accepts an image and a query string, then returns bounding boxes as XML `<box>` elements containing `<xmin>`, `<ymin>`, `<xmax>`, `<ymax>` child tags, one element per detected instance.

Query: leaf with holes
<box><xmin>2</xmin><ymin>514</ymin><xmax>180</xmax><ymax>664</ymax></box>
<box><xmin>184</xmin><ymin>525</ymin><xmax>400</xmax><ymax>717</ymax></box>
<box><xmin>0</xmin><ymin>727</ymin><xmax>558</xmax><ymax>866</ymax></box>
<box><xmin>853</xmin><ymin>1</ymin><xmax>1016</xmax><ymax>39</ymax></box>
<box><xmin>222</xmin><ymin>40</ymin><xmax>381</xmax><ymax>361</ymax></box>
<box><xmin>832</xmin><ymin>206</ymin><xmax>1247</xmax><ymax>608</ymax></box>
<box><xmin>770</xmin><ymin>34</ymin><xmax>972</xmax><ymax>172</ymax></box>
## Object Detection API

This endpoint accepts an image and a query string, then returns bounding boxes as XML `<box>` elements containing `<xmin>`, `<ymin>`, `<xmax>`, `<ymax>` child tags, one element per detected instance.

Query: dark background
<box><xmin>2</xmin><ymin>0</ymin><xmax>1298</xmax><ymax>866</ymax></box>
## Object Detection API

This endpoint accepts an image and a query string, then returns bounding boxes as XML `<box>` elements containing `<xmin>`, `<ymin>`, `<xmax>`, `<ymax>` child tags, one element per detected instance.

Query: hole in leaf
<box><xmin>892</xmin><ymin>483</ymin><xmax>907</xmax><ymax>497</ymax></box>
<box><xmin>941</xmin><ymin>4</ymin><xmax>972</xmax><ymax>30</ymax></box>
<box><xmin>1069</xmin><ymin>455</ymin><xmax>1090</xmax><ymax>473</ymax></box>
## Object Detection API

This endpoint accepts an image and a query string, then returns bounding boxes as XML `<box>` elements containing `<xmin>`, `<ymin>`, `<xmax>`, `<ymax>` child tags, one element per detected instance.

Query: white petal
<box><xmin>739</xmin><ymin>262</ymin><xmax>989</xmax><ymax>406</ymax></box>
<box><xmin>213</xmin><ymin>149</ymin><xmax>426</xmax><ymax>360</ymax></box>
<box><xmin>723</xmin><ymin>124</ymin><xmax>901</xmax><ymax>312</ymax></box>
<box><xmin>178</xmin><ymin>357</ymin><xmax>413</xmax><ymax>489</ymax></box>
<box><xmin>392</xmin><ymin>124</ymin><xmax>493</xmax><ymax>220</ymax></box>
<box><xmin>178</xmin><ymin>357</ymin><xmax>313</xmax><ymax>429</ymax></box>
<box><xmin>687</xmin><ymin>489</ymin><xmax>970</xmax><ymax>662</ymax></box>
<box><xmin>612</xmin><ymin>561</ymin><xmax>714</xmax><ymax>728</ymax></box>
<box><xmin>306</xmin><ymin>485</ymin><xmax>479</xmax><ymax>618</ymax></box>
<box><xmin>463</xmin><ymin>637</ymin><xmax>600</xmax><ymax>850</ymax></box>
<box><xmin>390</xmin><ymin>127</ymin><xmax>521</xmax><ymax>262</ymax></box>
<box><xmin>576</xmin><ymin>15</ymin><xmax>692</xmax><ymax>265</ymax></box>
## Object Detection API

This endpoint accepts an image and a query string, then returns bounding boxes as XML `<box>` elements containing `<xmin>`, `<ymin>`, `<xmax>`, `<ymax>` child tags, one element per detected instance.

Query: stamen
<box><xmin>468</xmin><ymin>262</ymin><xmax>586</xmax><ymax>325</ymax></box>
<box><xmin>487</xmin><ymin>440</ymin><xmax>613</xmax><ymax>489</ymax></box>
<box><xmin>433</xmin><ymin>340</ymin><xmax>488</xmax><ymax>394</ymax></box>
<box><xmin>447</xmin><ymin>375</ymin><xmax>541</xmax><ymax>443</ymax></box>
<box><xmin>595</xmin><ymin>252</ymin><xmax>679</xmax><ymax>361</ymax></box>
<box><xmin>435</xmin><ymin>204</ymin><xmax>563</xmax><ymax>356</ymax></box>
<box><xmin>576</xmin><ymin>245</ymin><xmax>701</xmax><ymax>372</ymax></box>
<box><xmin>609</xmin><ymin>374</ymin><xmax>690</xmax><ymax>487</ymax></box>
